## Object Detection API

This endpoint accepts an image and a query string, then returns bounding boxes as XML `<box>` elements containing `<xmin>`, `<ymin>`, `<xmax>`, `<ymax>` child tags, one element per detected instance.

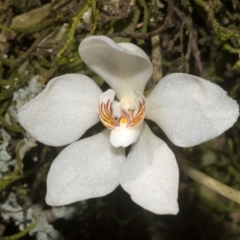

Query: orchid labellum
<box><xmin>18</xmin><ymin>36</ymin><xmax>239</xmax><ymax>215</ymax></box>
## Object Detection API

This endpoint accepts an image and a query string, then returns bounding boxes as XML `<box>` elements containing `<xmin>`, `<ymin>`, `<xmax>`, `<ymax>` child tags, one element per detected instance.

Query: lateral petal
<box><xmin>18</xmin><ymin>74</ymin><xmax>102</xmax><ymax>146</ymax></box>
<box><xmin>146</xmin><ymin>73</ymin><xmax>239</xmax><ymax>147</ymax></box>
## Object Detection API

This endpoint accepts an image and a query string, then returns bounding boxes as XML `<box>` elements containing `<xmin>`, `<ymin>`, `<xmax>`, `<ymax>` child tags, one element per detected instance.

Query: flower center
<box><xmin>98</xmin><ymin>89</ymin><xmax>146</xmax><ymax>130</ymax></box>
<box><xmin>120</xmin><ymin>97</ymin><xmax>137</xmax><ymax>112</ymax></box>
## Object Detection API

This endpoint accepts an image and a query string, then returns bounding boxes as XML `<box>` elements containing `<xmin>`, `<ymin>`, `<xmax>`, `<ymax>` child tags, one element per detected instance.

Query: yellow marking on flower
<box><xmin>98</xmin><ymin>93</ymin><xmax>146</xmax><ymax>130</ymax></box>
<box><xmin>128</xmin><ymin>100</ymin><xmax>146</xmax><ymax>127</ymax></box>
<box><xmin>98</xmin><ymin>100</ymin><xmax>119</xmax><ymax>129</ymax></box>
<box><xmin>120</xmin><ymin>117</ymin><xmax>127</xmax><ymax>125</ymax></box>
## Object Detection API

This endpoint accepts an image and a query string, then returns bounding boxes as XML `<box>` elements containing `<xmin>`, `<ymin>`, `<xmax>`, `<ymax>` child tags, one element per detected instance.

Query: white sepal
<box><xmin>79</xmin><ymin>36</ymin><xmax>153</xmax><ymax>99</ymax></box>
<box><xmin>46</xmin><ymin>130</ymin><xmax>125</xmax><ymax>206</ymax></box>
<box><xmin>121</xmin><ymin>123</ymin><xmax>179</xmax><ymax>214</ymax></box>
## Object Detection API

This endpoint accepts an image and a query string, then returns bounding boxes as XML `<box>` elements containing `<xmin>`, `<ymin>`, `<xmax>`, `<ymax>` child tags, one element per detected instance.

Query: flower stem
<box><xmin>180</xmin><ymin>160</ymin><xmax>240</xmax><ymax>204</ymax></box>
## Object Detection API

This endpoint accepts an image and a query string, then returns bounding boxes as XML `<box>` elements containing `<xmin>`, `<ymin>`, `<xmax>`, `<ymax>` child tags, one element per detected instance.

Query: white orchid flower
<box><xmin>17</xmin><ymin>36</ymin><xmax>239</xmax><ymax>215</ymax></box>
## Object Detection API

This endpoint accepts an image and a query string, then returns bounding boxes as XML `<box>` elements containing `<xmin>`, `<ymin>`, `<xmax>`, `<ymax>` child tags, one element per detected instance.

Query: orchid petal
<box><xmin>146</xmin><ymin>73</ymin><xmax>239</xmax><ymax>147</ymax></box>
<box><xmin>46</xmin><ymin>130</ymin><xmax>125</xmax><ymax>206</ymax></box>
<box><xmin>121</xmin><ymin>124</ymin><xmax>179</xmax><ymax>214</ymax></box>
<box><xmin>18</xmin><ymin>74</ymin><xmax>102</xmax><ymax>146</ymax></box>
<box><xmin>110</xmin><ymin>122</ymin><xmax>143</xmax><ymax>147</ymax></box>
<box><xmin>98</xmin><ymin>89</ymin><xmax>120</xmax><ymax>129</ymax></box>
<box><xmin>79</xmin><ymin>36</ymin><xmax>153</xmax><ymax>99</ymax></box>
